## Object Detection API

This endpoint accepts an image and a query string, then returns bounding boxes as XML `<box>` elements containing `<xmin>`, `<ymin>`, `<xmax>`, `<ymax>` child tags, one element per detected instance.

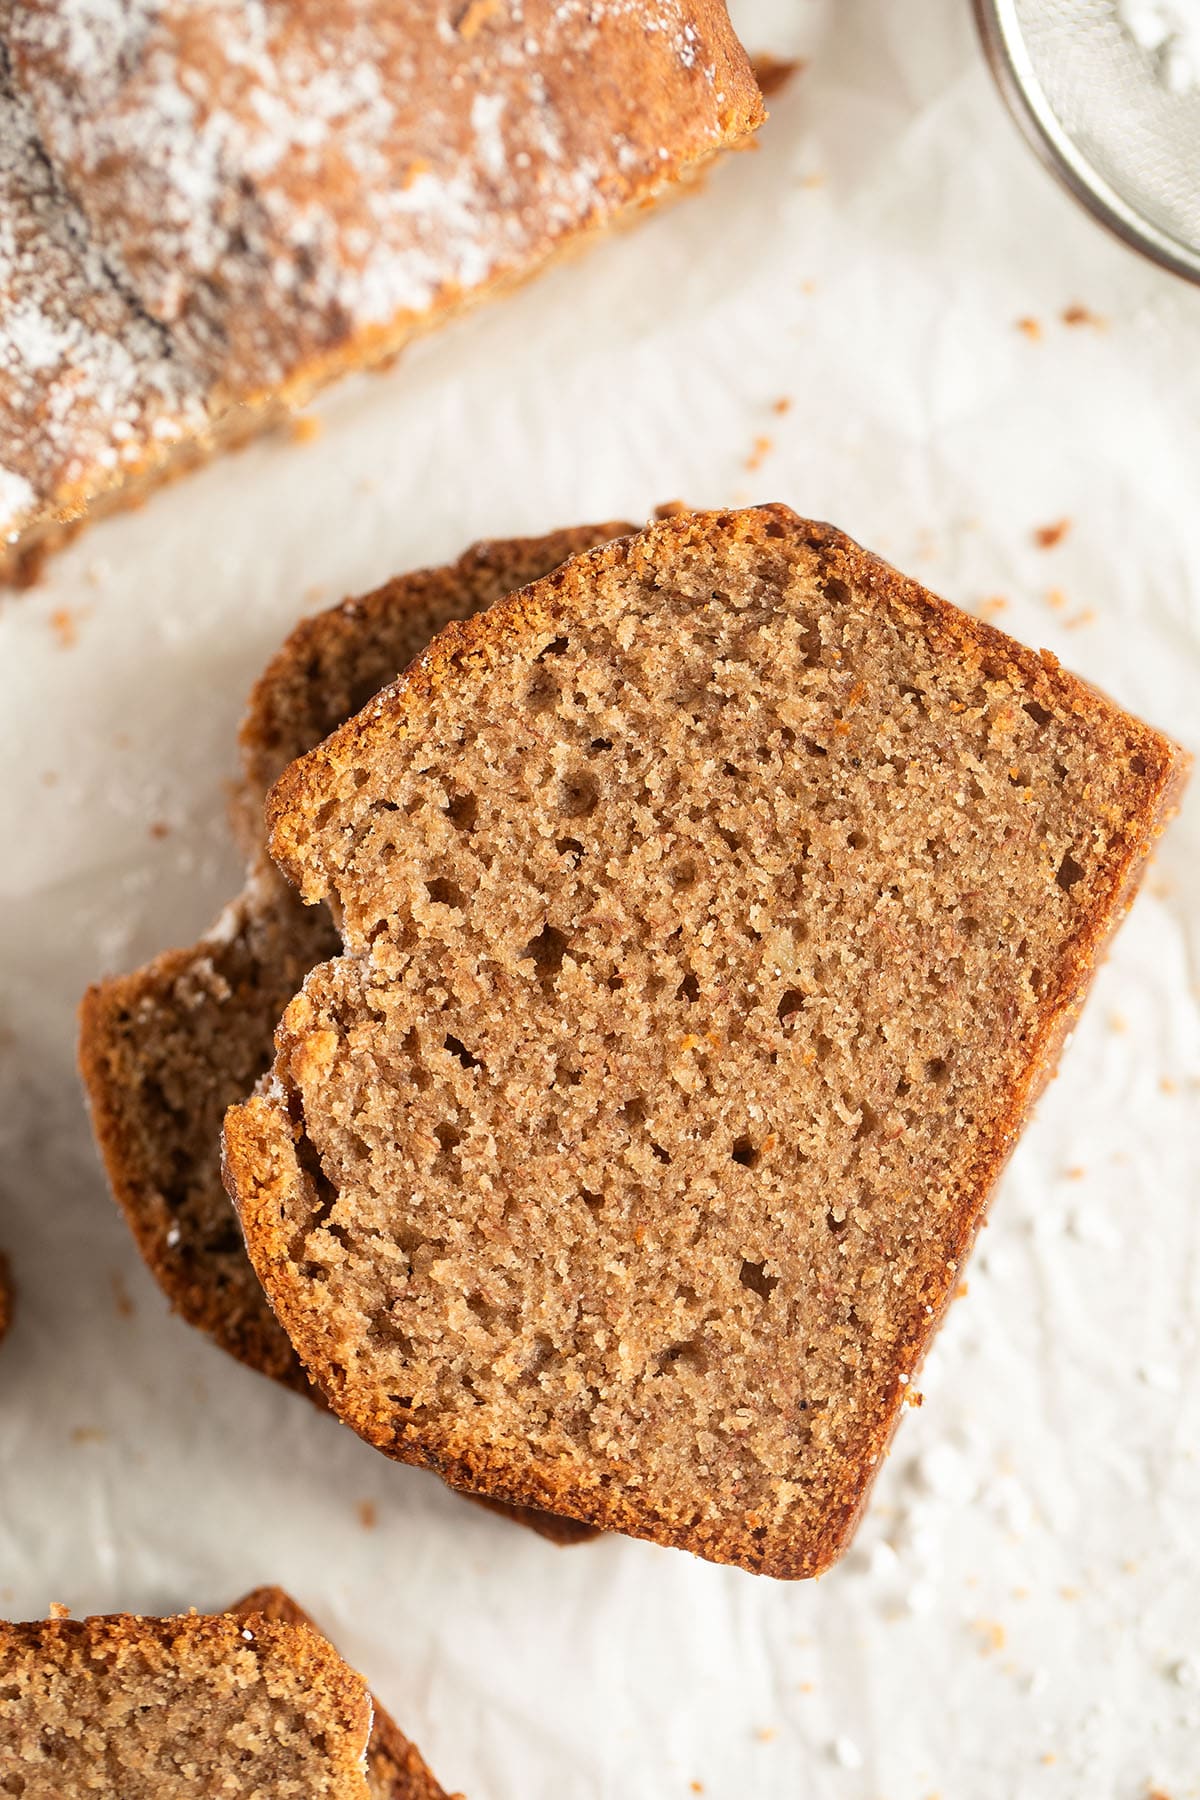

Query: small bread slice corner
<box><xmin>0</xmin><ymin>1603</ymin><xmax>372</xmax><ymax>1796</ymax></box>
<box><xmin>223</xmin><ymin>504</ymin><xmax>1189</xmax><ymax>1578</ymax></box>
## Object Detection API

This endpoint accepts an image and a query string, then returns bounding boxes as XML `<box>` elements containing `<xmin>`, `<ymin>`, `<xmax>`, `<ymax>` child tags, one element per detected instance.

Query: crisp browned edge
<box><xmin>1</xmin><ymin>11</ymin><xmax>762</xmax><ymax>583</ymax></box>
<box><xmin>76</xmin><ymin>921</ymin><xmax>313</xmax><ymax>1394</ymax></box>
<box><xmin>229</xmin><ymin>503</ymin><xmax>1191</xmax><ymax>1577</ymax></box>
<box><xmin>0</xmin><ymin>1606</ymin><xmax>374</xmax><ymax>1789</ymax></box>
<box><xmin>230</xmin><ymin>1588</ymin><xmax>457</xmax><ymax>1800</ymax></box>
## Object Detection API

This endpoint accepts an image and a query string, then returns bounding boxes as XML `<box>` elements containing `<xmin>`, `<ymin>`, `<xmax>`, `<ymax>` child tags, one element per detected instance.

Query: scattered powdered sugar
<box><xmin>0</xmin><ymin>63</ymin><xmax>210</xmax><ymax>537</ymax></box>
<box><xmin>1118</xmin><ymin>0</ymin><xmax>1200</xmax><ymax>93</ymax></box>
<box><xmin>9</xmin><ymin>0</ymin><xmax>752</xmax><ymax>400</ymax></box>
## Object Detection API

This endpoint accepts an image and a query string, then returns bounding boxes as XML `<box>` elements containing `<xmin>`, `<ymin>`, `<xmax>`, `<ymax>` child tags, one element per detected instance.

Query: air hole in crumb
<box><xmin>555</xmin><ymin>835</ymin><xmax>584</xmax><ymax>862</ymax></box>
<box><xmin>651</xmin><ymin>1142</ymin><xmax>672</xmax><ymax>1165</ymax></box>
<box><xmin>826</xmin><ymin>1211</ymin><xmax>848</xmax><ymax>1235</ymax></box>
<box><xmin>814</xmin><ymin>1033</ymin><xmax>834</xmax><ymax>1063</ymax></box>
<box><xmin>1052</xmin><ymin>760</ymin><xmax>1069</xmax><ymax>782</ymax></box>
<box><xmin>368</xmin><ymin>797</ymin><xmax>399</xmax><ymax>814</ymax></box>
<box><xmin>426</xmin><ymin>877</ymin><xmax>464</xmax><ymax>908</ymax></box>
<box><xmin>731</xmin><ymin>1136</ymin><xmax>760</xmax><ymax>1169</ymax></box>
<box><xmin>558</xmin><ymin>770</ymin><xmax>599</xmax><ymax>818</ymax></box>
<box><xmin>717</xmin><ymin>825</ymin><xmax>740</xmax><ymax>853</ymax></box>
<box><xmin>1056</xmin><ymin>851</ymin><xmax>1085</xmax><ymax>891</ymax></box>
<box><xmin>739</xmin><ymin>1259</ymin><xmax>779</xmax><ymax>1300</ymax></box>
<box><xmin>520</xmin><ymin>922</ymin><xmax>569</xmax><ymax>980</ymax></box>
<box><xmin>820</xmin><ymin>576</ymin><xmax>851</xmax><ymax>606</ymax></box>
<box><xmin>679</xmin><ymin>971</ymin><xmax>700</xmax><ymax>1003</ymax></box>
<box><xmin>804</xmin><ymin>738</ymin><xmax>828</xmax><ymax>758</ymax></box>
<box><xmin>434</xmin><ymin>1122</ymin><xmax>461</xmax><ymax>1153</ymax></box>
<box><xmin>657</xmin><ymin>1339</ymin><xmax>708</xmax><ymax>1375</ymax></box>
<box><xmin>722</xmin><ymin>760</ymin><xmax>741</xmax><ymax>779</ymax></box>
<box><xmin>925</xmin><ymin>1057</ymin><xmax>950</xmax><ymax>1084</ymax></box>
<box><xmin>621</xmin><ymin>1096</ymin><xmax>647</xmax><ymax>1127</ymax></box>
<box><xmin>670</xmin><ymin>858</ymin><xmax>697</xmax><ymax>889</ymax></box>
<box><xmin>444</xmin><ymin>791</ymin><xmax>478</xmax><ymax>831</ymax></box>
<box><xmin>1130</xmin><ymin>752</ymin><xmax>1149</xmax><ymax>777</ymax></box>
<box><xmin>524</xmin><ymin>1333</ymin><xmax>557</xmax><ymax>1378</ymax></box>
<box><xmin>895</xmin><ymin>1075</ymin><xmax>911</xmax><ymax>1097</ymax></box>
<box><xmin>536</xmin><ymin>635</ymin><xmax>570</xmax><ymax>660</ymax></box>
<box><xmin>588</xmin><ymin>737</ymin><xmax>613</xmax><ymax>755</ymax></box>
<box><xmin>1029</xmin><ymin>967</ymin><xmax>1044</xmax><ymax>996</ymax></box>
<box><xmin>466</xmin><ymin>1292</ymin><xmax>495</xmax><ymax>1324</ymax></box>
<box><xmin>444</xmin><ymin>1034</ymin><xmax>481</xmax><ymax>1071</ymax></box>
<box><xmin>777</xmin><ymin>989</ymin><xmax>804</xmax><ymax>1025</ymax></box>
<box><xmin>847</xmin><ymin>828</ymin><xmax>868</xmax><ymax>850</ymax></box>
<box><xmin>763</xmin><ymin>518</ymin><xmax>786</xmax><ymax>540</ymax></box>
<box><xmin>797</xmin><ymin>624</ymin><xmax>823</xmax><ymax>668</ymax></box>
<box><xmin>1009</xmin><ymin>768</ymin><xmax>1030</xmax><ymax>788</ymax></box>
<box><xmin>1023</xmin><ymin>700</ymin><xmax>1053</xmax><ymax>727</ymax></box>
<box><xmin>855</xmin><ymin>1101</ymin><xmax>880</xmax><ymax>1139</ymax></box>
<box><xmin>581</xmin><ymin>1189</ymin><xmax>604</xmax><ymax>1211</ymax></box>
<box><xmin>526</xmin><ymin>670</ymin><xmax>558</xmax><ymax>711</ymax></box>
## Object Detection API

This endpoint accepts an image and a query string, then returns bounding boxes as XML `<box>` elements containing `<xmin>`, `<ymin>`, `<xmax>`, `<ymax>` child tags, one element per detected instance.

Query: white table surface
<box><xmin>1</xmin><ymin>3</ymin><xmax>1198</xmax><ymax>1795</ymax></box>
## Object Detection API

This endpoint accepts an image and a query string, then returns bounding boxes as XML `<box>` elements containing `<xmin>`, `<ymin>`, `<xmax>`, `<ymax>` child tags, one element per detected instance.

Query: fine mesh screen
<box><xmin>980</xmin><ymin>0</ymin><xmax>1200</xmax><ymax>279</ymax></box>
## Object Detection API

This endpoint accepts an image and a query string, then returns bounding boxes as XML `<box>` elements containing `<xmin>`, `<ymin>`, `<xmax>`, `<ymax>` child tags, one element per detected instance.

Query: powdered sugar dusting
<box><xmin>0</xmin><ymin>64</ymin><xmax>210</xmax><ymax>539</ymax></box>
<box><xmin>9</xmin><ymin>0</ymin><xmax>757</xmax><ymax>396</ymax></box>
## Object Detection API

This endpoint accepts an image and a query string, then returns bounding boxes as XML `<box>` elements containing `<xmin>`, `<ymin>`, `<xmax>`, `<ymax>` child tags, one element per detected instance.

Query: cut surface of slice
<box><xmin>224</xmin><ymin>505</ymin><xmax>1188</xmax><ymax>1576</ymax></box>
<box><xmin>0</xmin><ymin>1606</ymin><xmax>371</xmax><ymax>1798</ymax></box>
<box><xmin>78</xmin><ymin>525</ymin><xmax>626</xmax><ymax>1541</ymax></box>
<box><xmin>229</xmin><ymin>1588</ymin><xmax>455</xmax><ymax>1800</ymax></box>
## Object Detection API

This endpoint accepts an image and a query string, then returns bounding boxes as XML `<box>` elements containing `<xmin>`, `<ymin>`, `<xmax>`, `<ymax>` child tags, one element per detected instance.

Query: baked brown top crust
<box><xmin>2</xmin><ymin>1</ymin><xmax>760</xmax><ymax>553</ymax></box>
<box><xmin>0</xmin><ymin>66</ymin><xmax>209</xmax><ymax>550</ymax></box>
<box><xmin>224</xmin><ymin>504</ymin><xmax>1188</xmax><ymax>1578</ymax></box>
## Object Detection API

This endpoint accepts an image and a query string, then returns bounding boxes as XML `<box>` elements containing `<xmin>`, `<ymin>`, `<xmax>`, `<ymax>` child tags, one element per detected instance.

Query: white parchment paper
<box><xmin>1</xmin><ymin>3</ymin><xmax>1198</xmax><ymax>1795</ymax></box>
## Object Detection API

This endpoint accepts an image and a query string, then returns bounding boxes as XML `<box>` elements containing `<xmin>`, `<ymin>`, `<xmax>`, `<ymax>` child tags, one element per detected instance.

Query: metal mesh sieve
<box><xmin>974</xmin><ymin>0</ymin><xmax>1200</xmax><ymax>284</ymax></box>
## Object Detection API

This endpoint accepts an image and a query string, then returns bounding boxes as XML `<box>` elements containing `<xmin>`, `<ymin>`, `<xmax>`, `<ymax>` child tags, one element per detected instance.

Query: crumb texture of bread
<box><xmin>229</xmin><ymin>1589</ymin><xmax>456</xmax><ymax>1800</ymax></box>
<box><xmin>0</xmin><ymin>1609</ymin><xmax>372</xmax><ymax>1798</ymax></box>
<box><xmin>78</xmin><ymin>527</ymin><xmax>627</xmax><ymax>1541</ymax></box>
<box><xmin>224</xmin><ymin>505</ymin><xmax>1188</xmax><ymax>1578</ymax></box>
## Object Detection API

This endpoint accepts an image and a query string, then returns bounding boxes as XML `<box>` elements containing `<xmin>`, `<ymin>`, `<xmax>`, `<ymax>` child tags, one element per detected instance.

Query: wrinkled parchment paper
<box><xmin>1</xmin><ymin>3</ymin><xmax>1198</xmax><ymax>1794</ymax></box>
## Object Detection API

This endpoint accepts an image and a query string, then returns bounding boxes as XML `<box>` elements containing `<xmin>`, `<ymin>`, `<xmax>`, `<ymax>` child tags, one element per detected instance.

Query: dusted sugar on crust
<box><xmin>0</xmin><ymin>65</ymin><xmax>211</xmax><ymax>562</ymax></box>
<box><xmin>10</xmin><ymin>1</ymin><xmax>763</xmax><ymax>402</ymax></box>
<box><xmin>223</xmin><ymin>505</ymin><xmax>1189</xmax><ymax>1579</ymax></box>
<box><xmin>0</xmin><ymin>1606</ymin><xmax>372</xmax><ymax>1797</ymax></box>
<box><xmin>230</xmin><ymin>1588</ymin><xmax>458</xmax><ymax>1800</ymax></box>
<box><xmin>79</xmin><ymin>524</ymin><xmax>630</xmax><ymax>1544</ymax></box>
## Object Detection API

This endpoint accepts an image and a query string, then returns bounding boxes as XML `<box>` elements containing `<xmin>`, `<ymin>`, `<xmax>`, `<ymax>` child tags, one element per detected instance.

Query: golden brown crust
<box><xmin>2</xmin><ymin>4</ymin><xmax>760</xmax><ymax>568</ymax></box>
<box><xmin>229</xmin><ymin>1590</ymin><xmax>456</xmax><ymax>1800</ymax></box>
<box><xmin>78</xmin><ymin>886</ymin><xmax>333</xmax><ymax>1391</ymax></box>
<box><xmin>230</xmin><ymin>504</ymin><xmax>1189</xmax><ymax>1578</ymax></box>
<box><xmin>0</xmin><ymin>1606</ymin><xmax>373</xmax><ymax>1795</ymax></box>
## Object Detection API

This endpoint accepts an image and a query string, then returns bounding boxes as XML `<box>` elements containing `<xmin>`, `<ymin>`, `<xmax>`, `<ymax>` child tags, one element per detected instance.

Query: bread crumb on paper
<box><xmin>1062</xmin><ymin>303</ymin><xmax>1107</xmax><ymax>329</ymax></box>
<box><xmin>1033</xmin><ymin>518</ymin><xmax>1071</xmax><ymax>549</ymax></box>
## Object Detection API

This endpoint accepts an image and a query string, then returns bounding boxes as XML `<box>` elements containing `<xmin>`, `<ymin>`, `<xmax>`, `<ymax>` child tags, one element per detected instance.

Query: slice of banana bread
<box><xmin>79</xmin><ymin>525</ymin><xmax>628</xmax><ymax>1544</ymax></box>
<box><xmin>0</xmin><ymin>1605</ymin><xmax>372</xmax><ymax>1798</ymax></box>
<box><xmin>229</xmin><ymin>1589</ymin><xmax>455</xmax><ymax>1800</ymax></box>
<box><xmin>224</xmin><ymin>504</ymin><xmax>1188</xmax><ymax>1578</ymax></box>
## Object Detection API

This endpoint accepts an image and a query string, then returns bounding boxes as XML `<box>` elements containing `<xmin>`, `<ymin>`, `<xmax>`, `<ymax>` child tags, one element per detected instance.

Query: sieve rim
<box><xmin>974</xmin><ymin>0</ymin><xmax>1200</xmax><ymax>286</ymax></box>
